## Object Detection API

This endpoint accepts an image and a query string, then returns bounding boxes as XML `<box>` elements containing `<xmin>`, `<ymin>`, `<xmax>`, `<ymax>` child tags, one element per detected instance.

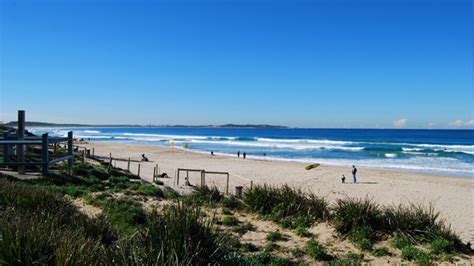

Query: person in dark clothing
<box><xmin>352</xmin><ymin>165</ymin><xmax>357</xmax><ymax>183</ymax></box>
<box><xmin>141</xmin><ymin>154</ymin><xmax>149</xmax><ymax>162</ymax></box>
<box><xmin>341</xmin><ymin>174</ymin><xmax>346</xmax><ymax>183</ymax></box>
<box><xmin>237</xmin><ymin>151</ymin><xmax>240</xmax><ymax>158</ymax></box>
<box><xmin>243</xmin><ymin>152</ymin><xmax>246</xmax><ymax>159</ymax></box>
<box><xmin>211</xmin><ymin>151</ymin><xmax>214</xmax><ymax>156</ymax></box>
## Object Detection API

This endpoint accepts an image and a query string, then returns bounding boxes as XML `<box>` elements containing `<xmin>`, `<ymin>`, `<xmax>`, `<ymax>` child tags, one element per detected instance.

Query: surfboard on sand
<box><xmin>305</xmin><ymin>163</ymin><xmax>320</xmax><ymax>170</ymax></box>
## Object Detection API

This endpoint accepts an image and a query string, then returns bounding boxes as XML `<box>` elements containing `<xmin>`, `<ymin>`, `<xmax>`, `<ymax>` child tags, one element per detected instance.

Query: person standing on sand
<box><xmin>352</xmin><ymin>165</ymin><xmax>357</xmax><ymax>183</ymax></box>
<box><xmin>237</xmin><ymin>151</ymin><xmax>240</xmax><ymax>158</ymax></box>
<box><xmin>243</xmin><ymin>152</ymin><xmax>246</xmax><ymax>159</ymax></box>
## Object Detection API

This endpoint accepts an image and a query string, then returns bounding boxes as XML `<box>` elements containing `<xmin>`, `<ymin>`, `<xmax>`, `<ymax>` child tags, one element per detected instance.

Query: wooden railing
<box><xmin>0</xmin><ymin>131</ymin><xmax>74</xmax><ymax>175</ymax></box>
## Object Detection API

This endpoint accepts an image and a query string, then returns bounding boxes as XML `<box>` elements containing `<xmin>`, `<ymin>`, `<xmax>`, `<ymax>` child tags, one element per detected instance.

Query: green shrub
<box><xmin>430</xmin><ymin>236</ymin><xmax>454</xmax><ymax>255</ymax></box>
<box><xmin>221</xmin><ymin>196</ymin><xmax>242</xmax><ymax>210</ymax></box>
<box><xmin>372</xmin><ymin>246</ymin><xmax>391</xmax><ymax>257</ymax></box>
<box><xmin>241</xmin><ymin>242</ymin><xmax>259</xmax><ymax>252</ymax></box>
<box><xmin>233</xmin><ymin>222</ymin><xmax>254</xmax><ymax>235</ymax></box>
<box><xmin>222</xmin><ymin>216</ymin><xmax>239</xmax><ymax>227</ymax></box>
<box><xmin>392</xmin><ymin>234</ymin><xmax>412</xmax><ymax>249</ymax></box>
<box><xmin>400</xmin><ymin>244</ymin><xmax>433</xmax><ymax>265</ymax></box>
<box><xmin>263</xmin><ymin>241</ymin><xmax>279</xmax><ymax>252</ymax></box>
<box><xmin>291</xmin><ymin>247</ymin><xmax>305</xmax><ymax>258</ymax></box>
<box><xmin>348</xmin><ymin>225</ymin><xmax>374</xmax><ymax>250</ymax></box>
<box><xmin>329</xmin><ymin>253</ymin><xmax>363</xmax><ymax>266</ymax></box>
<box><xmin>295</xmin><ymin>226</ymin><xmax>312</xmax><ymax>237</ymax></box>
<box><xmin>129</xmin><ymin>183</ymin><xmax>164</xmax><ymax>197</ymax></box>
<box><xmin>100</xmin><ymin>198</ymin><xmax>147</xmax><ymax>235</ymax></box>
<box><xmin>266</xmin><ymin>230</ymin><xmax>285</xmax><ymax>242</ymax></box>
<box><xmin>222</xmin><ymin>207</ymin><xmax>233</xmax><ymax>215</ymax></box>
<box><xmin>306</xmin><ymin>238</ymin><xmax>334</xmax><ymax>261</ymax></box>
<box><xmin>401</xmin><ymin>245</ymin><xmax>419</xmax><ymax>260</ymax></box>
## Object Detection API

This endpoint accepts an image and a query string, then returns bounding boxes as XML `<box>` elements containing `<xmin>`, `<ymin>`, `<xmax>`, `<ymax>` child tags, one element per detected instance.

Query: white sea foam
<box><xmin>266</xmin><ymin>156</ymin><xmax>474</xmax><ymax>177</ymax></box>
<box><xmin>83</xmin><ymin>130</ymin><xmax>101</xmax><ymax>134</ymax></box>
<box><xmin>411</xmin><ymin>144</ymin><xmax>474</xmax><ymax>155</ymax></box>
<box><xmin>256</xmin><ymin>138</ymin><xmax>354</xmax><ymax>145</ymax></box>
<box><xmin>385</xmin><ymin>153</ymin><xmax>397</xmax><ymax>158</ymax></box>
<box><xmin>187</xmin><ymin>139</ymin><xmax>364</xmax><ymax>151</ymax></box>
<box><xmin>402</xmin><ymin>147</ymin><xmax>423</xmax><ymax>152</ymax></box>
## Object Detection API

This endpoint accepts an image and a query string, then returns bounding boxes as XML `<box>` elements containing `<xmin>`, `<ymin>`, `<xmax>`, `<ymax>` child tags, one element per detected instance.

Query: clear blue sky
<box><xmin>1</xmin><ymin>0</ymin><xmax>472</xmax><ymax>128</ymax></box>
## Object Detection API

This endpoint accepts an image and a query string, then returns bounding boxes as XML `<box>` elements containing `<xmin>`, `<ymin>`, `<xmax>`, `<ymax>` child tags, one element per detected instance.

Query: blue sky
<box><xmin>0</xmin><ymin>0</ymin><xmax>472</xmax><ymax>128</ymax></box>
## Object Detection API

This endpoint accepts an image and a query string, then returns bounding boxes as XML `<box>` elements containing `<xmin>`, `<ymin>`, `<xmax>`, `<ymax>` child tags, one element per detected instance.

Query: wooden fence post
<box><xmin>82</xmin><ymin>150</ymin><xmax>85</xmax><ymax>164</ymax></box>
<box><xmin>176</xmin><ymin>169</ymin><xmax>180</xmax><ymax>186</ymax></box>
<box><xmin>17</xmin><ymin>110</ymin><xmax>25</xmax><ymax>174</ymax></box>
<box><xmin>42</xmin><ymin>133</ymin><xmax>49</xmax><ymax>175</ymax></box>
<box><xmin>226</xmin><ymin>173</ymin><xmax>229</xmax><ymax>195</ymax></box>
<box><xmin>67</xmin><ymin>131</ymin><xmax>73</xmax><ymax>173</ymax></box>
<box><xmin>250</xmin><ymin>180</ymin><xmax>253</xmax><ymax>190</ymax></box>
<box><xmin>92</xmin><ymin>148</ymin><xmax>95</xmax><ymax>156</ymax></box>
<box><xmin>137</xmin><ymin>163</ymin><xmax>141</xmax><ymax>177</ymax></box>
<box><xmin>200</xmin><ymin>170</ymin><xmax>205</xmax><ymax>187</ymax></box>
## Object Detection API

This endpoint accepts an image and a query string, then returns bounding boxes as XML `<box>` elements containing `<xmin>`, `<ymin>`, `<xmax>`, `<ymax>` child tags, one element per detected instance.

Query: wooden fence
<box><xmin>0</xmin><ymin>131</ymin><xmax>74</xmax><ymax>175</ymax></box>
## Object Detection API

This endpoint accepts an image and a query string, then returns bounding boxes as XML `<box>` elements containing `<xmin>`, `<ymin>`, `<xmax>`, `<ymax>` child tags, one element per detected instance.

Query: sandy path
<box><xmin>81</xmin><ymin>142</ymin><xmax>473</xmax><ymax>244</ymax></box>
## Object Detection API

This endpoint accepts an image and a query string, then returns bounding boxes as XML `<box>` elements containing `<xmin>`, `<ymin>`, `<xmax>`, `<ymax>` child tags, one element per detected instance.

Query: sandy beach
<box><xmin>82</xmin><ymin>141</ymin><xmax>474</xmax><ymax>245</ymax></box>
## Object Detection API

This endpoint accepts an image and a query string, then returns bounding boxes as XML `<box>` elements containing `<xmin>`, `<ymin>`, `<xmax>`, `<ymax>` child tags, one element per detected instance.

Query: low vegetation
<box><xmin>243</xmin><ymin>184</ymin><xmax>329</xmax><ymax>229</ymax></box>
<box><xmin>1</xmin><ymin>157</ymin><xmax>472</xmax><ymax>264</ymax></box>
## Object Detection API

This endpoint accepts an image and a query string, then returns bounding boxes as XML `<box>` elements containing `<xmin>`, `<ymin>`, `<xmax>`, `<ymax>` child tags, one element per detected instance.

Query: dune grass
<box><xmin>1</xmin><ymin>157</ymin><xmax>471</xmax><ymax>265</ymax></box>
<box><xmin>0</xmin><ymin>179</ymin><xmax>232</xmax><ymax>265</ymax></box>
<box><xmin>242</xmin><ymin>184</ymin><xmax>471</xmax><ymax>259</ymax></box>
<box><xmin>243</xmin><ymin>184</ymin><xmax>329</xmax><ymax>229</ymax></box>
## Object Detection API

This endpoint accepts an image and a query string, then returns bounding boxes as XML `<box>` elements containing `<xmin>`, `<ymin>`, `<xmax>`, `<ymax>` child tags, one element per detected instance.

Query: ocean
<box><xmin>31</xmin><ymin>127</ymin><xmax>474</xmax><ymax>177</ymax></box>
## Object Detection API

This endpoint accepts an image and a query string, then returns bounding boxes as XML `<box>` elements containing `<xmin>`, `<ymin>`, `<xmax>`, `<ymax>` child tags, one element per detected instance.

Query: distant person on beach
<box><xmin>341</xmin><ymin>174</ymin><xmax>346</xmax><ymax>183</ymax></box>
<box><xmin>141</xmin><ymin>154</ymin><xmax>149</xmax><ymax>162</ymax></box>
<box><xmin>237</xmin><ymin>151</ymin><xmax>240</xmax><ymax>158</ymax></box>
<box><xmin>352</xmin><ymin>165</ymin><xmax>357</xmax><ymax>183</ymax></box>
<box><xmin>263</xmin><ymin>153</ymin><xmax>266</xmax><ymax>157</ymax></box>
<box><xmin>243</xmin><ymin>152</ymin><xmax>246</xmax><ymax>159</ymax></box>
<box><xmin>211</xmin><ymin>151</ymin><xmax>214</xmax><ymax>156</ymax></box>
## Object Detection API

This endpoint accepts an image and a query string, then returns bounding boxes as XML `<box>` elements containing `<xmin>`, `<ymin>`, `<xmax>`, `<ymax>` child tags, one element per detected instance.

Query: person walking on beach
<box><xmin>243</xmin><ymin>152</ymin><xmax>246</xmax><ymax>159</ymax></box>
<box><xmin>341</xmin><ymin>174</ymin><xmax>346</xmax><ymax>183</ymax></box>
<box><xmin>237</xmin><ymin>151</ymin><xmax>240</xmax><ymax>158</ymax></box>
<box><xmin>352</xmin><ymin>165</ymin><xmax>357</xmax><ymax>183</ymax></box>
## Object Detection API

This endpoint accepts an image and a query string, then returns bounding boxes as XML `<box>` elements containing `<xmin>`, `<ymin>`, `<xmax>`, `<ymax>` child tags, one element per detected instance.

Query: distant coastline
<box><xmin>4</xmin><ymin>121</ymin><xmax>289</xmax><ymax>129</ymax></box>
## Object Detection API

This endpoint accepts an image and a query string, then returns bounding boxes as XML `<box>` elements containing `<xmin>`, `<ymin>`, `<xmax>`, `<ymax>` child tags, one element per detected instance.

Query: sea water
<box><xmin>31</xmin><ymin>127</ymin><xmax>474</xmax><ymax>177</ymax></box>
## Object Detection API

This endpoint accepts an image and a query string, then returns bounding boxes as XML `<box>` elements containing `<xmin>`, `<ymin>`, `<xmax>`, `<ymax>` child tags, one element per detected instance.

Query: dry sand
<box><xmin>81</xmin><ymin>142</ymin><xmax>473</xmax><ymax>245</ymax></box>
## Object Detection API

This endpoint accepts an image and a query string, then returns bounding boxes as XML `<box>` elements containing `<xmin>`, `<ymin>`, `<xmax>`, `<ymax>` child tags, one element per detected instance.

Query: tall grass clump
<box><xmin>332</xmin><ymin>197</ymin><xmax>383</xmax><ymax>250</ymax></box>
<box><xmin>1</xmin><ymin>179</ymin><xmax>233</xmax><ymax>265</ymax></box>
<box><xmin>129</xmin><ymin>203</ymin><xmax>229</xmax><ymax>265</ymax></box>
<box><xmin>243</xmin><ymin>184</ymin><xmax>329</xmax><ymax>228</ymax></box>
<box><xmin>185</xmin><ymin>185</ymin><xmax>224</xmax><ymax>206</ymax></box>
<box><xmin>332</xmin><ymin>197</ymin><xmax>383</xmax><ymax>235</ymax></box>
<box><xmin>385</xmin><ymin>204</ymin><xmax>459</xmax><ymax>244</ymax></box>
<box><xmin>0</xmin><ymin>179</ymin><xmax>115</xmax><ymax>265</ymax></box>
